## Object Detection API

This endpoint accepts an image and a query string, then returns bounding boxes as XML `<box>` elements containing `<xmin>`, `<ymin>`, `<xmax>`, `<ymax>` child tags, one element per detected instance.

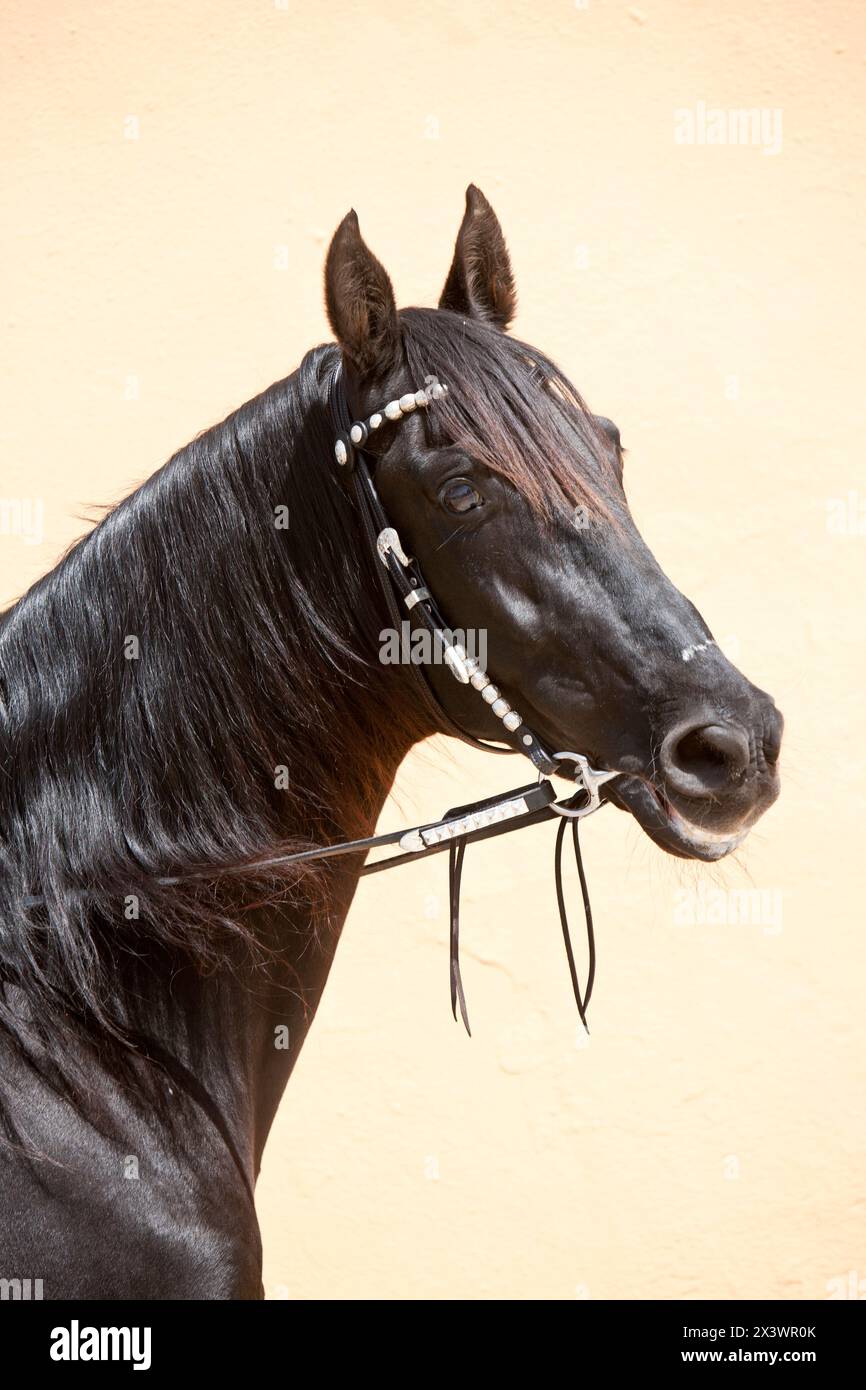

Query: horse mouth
<box><xmin>602</xmin><ymin>775</ymin><xmax>748</xmax><ymax>862</ymax></box>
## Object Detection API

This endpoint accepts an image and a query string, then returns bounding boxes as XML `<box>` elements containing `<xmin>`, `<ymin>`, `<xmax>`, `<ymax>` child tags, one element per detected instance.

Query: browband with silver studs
<box><xmin>333</xmin><ymin>378</ymin><xmax>448</xmax><ymax>470</ymax></box>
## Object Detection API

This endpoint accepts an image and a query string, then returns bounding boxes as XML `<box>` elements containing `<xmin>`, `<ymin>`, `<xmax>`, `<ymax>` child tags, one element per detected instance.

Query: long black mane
<box><xmin>0</xmin><ymin>343</ymin><xmax>428</xmax><ymax>1115</ymax></box>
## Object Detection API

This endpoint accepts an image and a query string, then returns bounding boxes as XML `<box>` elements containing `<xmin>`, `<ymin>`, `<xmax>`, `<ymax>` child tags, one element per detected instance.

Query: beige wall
<box><xmin>3</xmin><ymin>1</ymin><xmax>864</xmax><ymax>1299</ymax></box>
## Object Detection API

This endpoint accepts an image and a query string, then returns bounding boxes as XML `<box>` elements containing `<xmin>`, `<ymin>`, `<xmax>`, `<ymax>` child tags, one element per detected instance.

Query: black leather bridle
<box><xmin>146</xmin><ymin>367</ymin><xmax>620</xmax><ymax>1031</ymax></box>
<box><xmin>329</xmin><ymin>369</ymin><xmax>563</xmax><ymax>774</ymax></box>
<box><xmin>314</xmin><ymin>364</ymin><xmax>621</xmax><ymax>1033</ymax></box>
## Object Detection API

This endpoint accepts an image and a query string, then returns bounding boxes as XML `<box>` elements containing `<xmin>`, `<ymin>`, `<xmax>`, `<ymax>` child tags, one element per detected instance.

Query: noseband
<box><xmin>319</xmin><ymin>365</ymin><xmax>620</xmax><ymax>1033</ymax></box>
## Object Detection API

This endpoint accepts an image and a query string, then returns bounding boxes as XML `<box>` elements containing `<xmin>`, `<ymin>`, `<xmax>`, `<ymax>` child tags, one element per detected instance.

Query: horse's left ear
<box><xmin>439</xmin><ymin>184</ymin><xmax>516</xmax><ymax>330</ymax></box>
<box><xmin>325</xmin><ymin>210</ymin><xmax>401</xmax><ymax>379</ymax></box>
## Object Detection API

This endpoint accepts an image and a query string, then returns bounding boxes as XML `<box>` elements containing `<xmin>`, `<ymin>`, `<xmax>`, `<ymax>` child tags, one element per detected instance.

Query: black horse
<box><xmin>0</xmin><ymin>187</ymin><xmax>782</xmax><ymax>1298</ymax></box>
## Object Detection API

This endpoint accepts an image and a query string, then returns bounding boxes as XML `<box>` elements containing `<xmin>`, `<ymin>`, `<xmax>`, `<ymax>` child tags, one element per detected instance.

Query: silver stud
<box><xmin>384</xmin><ymin>400</ymin><xmax>402</xmax><ymax>420</ymax></box>
<box><xmin>350</xmin><ymin>424</ymin><xmax>364</xmax><ymax>444</ymax></box>
<box><xmin>444</xmin><ymin>643</ymin><xmax>471</xmax><ymax>684</ymax></box>
<box><xmin>491</xmin><ymin>698</ymin><xmax>510</xmax><ymax>719</ymax></box>
<box><xmin>503</xmin><ymin>711</ymin><xmax>522</xmax><ymax>733</ymax></box>
<box><xmin>399</xmin><ymin>829</ymin><xmax>425</xmax><ymax>853</ymax></box>
<box><xmin>334</xmin><ymin>440</ymin><xmax>348</xmax><ymax>466</ymax></box>
<box><xmin>522</xmin><ymin>734</ymin><xmax>532</xmax><ymax>746</ymax></box>
<box><xmin>399</xmin><ymin>393</ymin><xmax>417</xmax><ymax>412</ymax></box>
<box><xmin>481</xmin><ymin>685</ymin><xmax>500</xmax><ymax>705</ymax></box>
<box><xmin>369</xmin><ymin>413</ymin><xmax>383</xmax><ymax>429</ymax></box>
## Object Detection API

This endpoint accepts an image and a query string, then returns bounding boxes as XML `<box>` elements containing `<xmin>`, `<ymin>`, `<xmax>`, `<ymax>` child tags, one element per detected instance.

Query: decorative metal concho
<box><xmin>333</xmin><ymin>380</ymin><xmax>448</xmax><ymax>469</ymax></box>
<box><xmin>333</xmin><ymin>377</ymin><xmax>529</xmax><ymax>742</ymax></box>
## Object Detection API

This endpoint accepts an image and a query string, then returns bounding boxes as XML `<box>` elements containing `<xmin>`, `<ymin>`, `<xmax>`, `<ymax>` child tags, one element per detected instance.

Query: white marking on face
<box><xmin>681</xmin><ymin>638</ymin><xmax>716</xmax><ymax>663</ymax></box>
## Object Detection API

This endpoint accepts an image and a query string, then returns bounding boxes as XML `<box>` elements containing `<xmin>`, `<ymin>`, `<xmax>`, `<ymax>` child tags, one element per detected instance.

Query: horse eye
<box><xmin>440</xmin><ymin>478</ymin><xmax>484</xmax><ymax>515</ymax></box>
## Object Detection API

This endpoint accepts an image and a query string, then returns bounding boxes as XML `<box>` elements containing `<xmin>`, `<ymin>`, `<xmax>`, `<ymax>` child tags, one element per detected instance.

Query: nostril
<box><xmin>660</xmin><ymin>722</ymin><xmax>751</xmax><ymax>797</ymax></box>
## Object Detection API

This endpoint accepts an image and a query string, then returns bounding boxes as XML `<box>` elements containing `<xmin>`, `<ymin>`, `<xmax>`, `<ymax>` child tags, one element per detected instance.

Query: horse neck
<box><xmin>132</xmin><ymin>855</ymin><xmax>387</xmax><ymax>1182</ymax></box>
<box><xmin>0</xmin><ymin>348</ymin><xmax>434</xmax><ymax>1174</ymax></box>
<box><xmin>115</xmin><ymin>360</ymin><xmax>433</xmax><ymax>1166</ymax></box>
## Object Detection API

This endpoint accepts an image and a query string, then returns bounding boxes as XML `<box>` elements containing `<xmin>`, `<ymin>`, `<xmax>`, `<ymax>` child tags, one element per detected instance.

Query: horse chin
<box><xmin>603</xmin><ymin>776</ymin><xmax>749</xmax><ymax>862</ymax></box>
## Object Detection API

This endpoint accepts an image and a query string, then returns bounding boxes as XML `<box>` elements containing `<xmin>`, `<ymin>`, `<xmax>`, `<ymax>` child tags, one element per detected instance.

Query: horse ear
<box><xmin>324</xmin><ymin>210</ymin><xmax>401</xmax><ymax>379</ymax></box>
<box><xmin>439</xmin><ymin>184</ymin><xmax>516</xmax><ymax>330</ymax></box>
